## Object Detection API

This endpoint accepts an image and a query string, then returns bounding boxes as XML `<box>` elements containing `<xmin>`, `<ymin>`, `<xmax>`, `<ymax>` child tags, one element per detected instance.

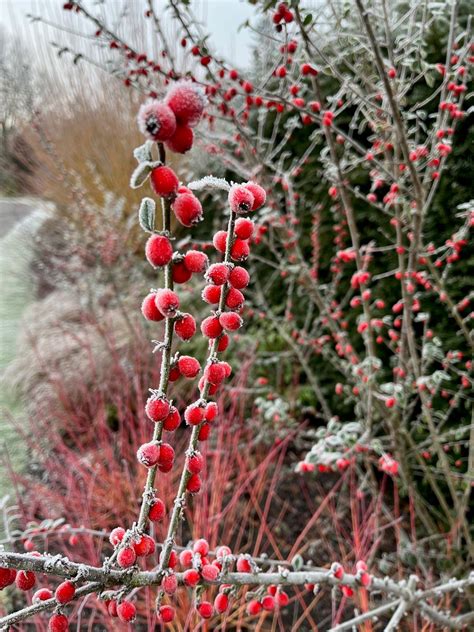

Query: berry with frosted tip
<box><xmin>33</xmin><ymin>588</ymin><xmax>53</xmax><ymax>602</ymax></box>
<box><xmin>178</xmin><ymin>355</ymin><xmax>201</xmax><ymax>378</ymax></box>
<box><xmin>155</xmin><ymin>288</ymin><xmax>180</xmax><ymax>316</ymax></box>
<box><xmin>234</xmin><ymin>217</ymin><xmax>255</xmax><ymax>239</ymax></box>
<box><xmin>174</xmin><ymin>312</ymin><xmax>197</xmax><ymax>340</ymax></box>
<box><xmin>184</xmin><ymin>249</ymin><xmax>208</xmax><ymax>273</ymax></box>
<box><xmin>137</xmin><ymin>442</ymin><xmax>161</xmax><ymax>467</ymax></box>
<box><xmin>220</xmin><ymin>312</ymin><xmax>243</xmax><ymax>331</ymax></box>
<box><xmin>149</xmin><ymin>497</ymin><xmax>166</xmax><ymax>522</ymax></box>
<box><xmin>184</xmin><ymin>402</ymin><xmax>205</xmax><ymax>425</ymax></box>
<box><xmin>165</xmin><ymin>80</ymin><xmax>207</xmax><ymax>127</ymax></box>
<box><xmin>137</xmin><ymin>100</ymin><xmax>177</xmax><ymax>141</ymax></box>
<box><xmin>158</xmin><ymin>605</ymin><xmax>176</xmax><ymax>623</ymax></box>
<box><xmin>229</xmin><ymin>266</ymin><xmax>250</xmax><ymax>289</ymax></box>
<box><xmin>172</xmin><ymin>193</ymin><xmax>203</xmax><ymax>226</ymax></box>
<box><xmin>214</xmin><ymin>592</ymin><xmax>229</xmax><ymax>613</ymax></box>
<box><xmin>187</xmin><ymin>473</ymin><xmax>202</xmax><ymax>493</ymax></box>
<box><xmin>196</xmin><ymin>601</ymin><xmax>214</xmax><ymax>619</ymax></box>
<box><xmin>183</xmin><ymin>568</ymin><xmax>200</xmax><ymax>587</ymax></box>
<box><xmin>145</xmin><ymin>234</ymin><xmax>173</xmax><ymax>268</ymax></box>
<box><xmin>146</xmin><ymin>395</ymin><xmax>171</xmax><ymax>422</ymax></box>
<box><xmin>202</xmin><ymin>284</ymin><xmax>221</xmax><ymax>304</ymax></box>
<box><xmin>206</xmin><ymin>263</ymin><xmax>230</xmax><ymax>285</ymax></box>
<box><xmin>150</xmin><ymin>166</ymin><xmax>179</xmax><ymax>198</ymax></box>
<box><xmin>117</xmin><ymin>546</ymin><xmax>136</xmax><ymax>568</ymax></box>
<box><xmin>231</xmin><ymin>239</ymin><xmax>250</xmax><ymax>261</ymax></box>
<box><xmin>163</xmin><ymin>406</ymin><xmax>181</xmax><ymax>431</ymax></box>
<box><xmin>109</xmin><ymin>526</ymin><xmax>125</xmax><ymax>546</ymax></box>
<box><xmin>201</xmin><ymin>315</ymin><xmax>223</xmax><ymax>339</ymax></box>
<box><xmin>226</xmin><ymin>287</ymin><xmax>245</xmax><ymax>309</ymax></box>
<box><xmin>187</xmin><ymin>451</ymin><xmax>204</xmax><ymax>474</ymax></box>
<box><xmin>16</xmin><ymin>570</ymin><xmax>36</xmax><ymax>591</ymax></box>
<box><xmin>228</xmin><ymin>184</ymin><xmax>255</xmax><ymax>214</ymax></box>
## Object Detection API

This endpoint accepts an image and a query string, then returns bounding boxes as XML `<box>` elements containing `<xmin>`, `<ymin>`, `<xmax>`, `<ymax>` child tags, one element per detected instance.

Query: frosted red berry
<box><xmin>198</xmin><ymin>422</ymin><xmax>211</xmax><ymax>441</ymax></box>
<box><xmin>137</xmin><ymin>441</ymin><xmax>161</xmax><ymax>467</ymax></box>
<box><xmin>228</xmin><ymin>184</ymin><xmax>255</xmax><ymax>214</ymax></box>
<box><xmin>231</xmin><ymin>238</ymin><xmax>250</xmax><ymax>261</ymax></box>
<box><xmin>155</xmin><ymin>288</ymin><xmax>180</xmax><ymax>316</ymax></box>
<box><xmin>172</xmin><ymin>193</ymin><xmax>203</xmax><ymax>227</ymax></box>
<box><xmin>158</xmin><ymin>605</ymin><xmax>176</xmax><ymax>623</ymax></box>
<box><xmin>187</xmin><ymin>451</ymin><xmax>204</xmax><ymax>474</ymax></box>
<box><xmin>48</xmin><ymin>614</ymin><xmax>69</xmax><ymax>632</ymax></box>
<box><xmin>174</xmin><ymin>312</ymin><xmax>197</xmax><ymax>340</ymax></box>
<box><xmin>109</xmin><ymin>526</ymin><xmax>125</xmax><ymax>546</ymax></box>
<box><xmin>162</xmin><ymin>572</ymin><xmax>178</xmax><ymax>594</ymax></box>
<box><xmin>179</xmin><ymin>549</ymin><xmax>194</xmax><ymax>567</ymax></box>
<box><xmin>220</xmin><ymin>312</ymin><xmax>243</xmax><ymax>331</ymax></box>
<box><xmin>247</xmin><ymin>600</ymin><xmax>262</xmax><ymax>616</ymax></box>
<box><xmin>201</xmin><ymin>315</ymin><xmax>223</xmax><ymax>339</ymax></box>
<box><xmin>172</xmin><ymin>261</ymin><xmax>193</xmax><ymax>284</ymax></box>
<box><xmin>178</xmin><ymin>355</ymin><xmax>201</xmax><ymax>378</ymax></box>
<box><xmin>165</xmin><ymin>80</ymin><xmax>207</xmax><ymax>127</ymax></box>
<box><xmin>202</xmin><ymin>284</ymin><xmax>221</xmax><ymax>304</ymax></box>
<box><xmin>163</xmin><ymin>406</ymin><xmax>181</xmax><ymax>431</ymax></box>
<box><xmin>166</xmin><ymin>124</ymin><xmax>194</xmax><ymax>153</ymax></box>
<box><xmin>0</xmin><ymin>568</ymin><xmax>16</xmax><ymax>589</ymax></box>
<box><xmin>32</xmin><ymin>587</ymin><xmax>53</xmax><ymax>602</ymax></box>
<box><xmin>184</xmin><ymin>568</ymin><xmax>200</xmax><ymax>587</ymax></box>
<box><xmin>244</xmin><ymin>182</ymin><xmax>266</xmax><ymax>210</ymax></box>
<box><xmin>150</xmin><ymin>166</ymin><xmax>179</xmax><ymax>198</ymax></box>
<box><xmin>225</xmin><ymin>287</ymin><xmax>245</xmax><ymax>309</ymax></box>
<box><xmin>206</xmin><ymin>263</ymin><xmax>230</xmax><ymax>285</ymax></box>
<box><xmin>229</xmin><ymin>266</ymin><xmax>250</xmax><ymax>289</ymax></box>
<box><xmin>184</xmin><ymin>250</ymin><xmax>208</xmax><ymax>273</ymax></box>
<box><xmin>117</xmin><ymin>600</ymin><xmax>136</xmax><ymax>623</ymax></box>
<box><xmin>197</xmin><ymin>601</ymin><xmax>214</xmax><ymax>619</ymax></box>
<box><xmin>214</xmin><ymin>592</ymin><xmax>229</xmax><ymax>614</ymax></box>
<box><xmin>236</xmin><ymin>556</ymin><xmax>252</xmax><ymax>572</ymax></box>
<box><xmin>217</xmin><ymin>334</ymin><xmax>229</xmax><ymax>352</ymax></box>
<box><xmin>16</xmin><ymin>570</ymin><xmax>36</xmax><ymax>591</ymax></box>
<box><xmin>159</xmin><ymin>442</ymin><xmax>175</xmax><ymax>465</ymax></box>
<box><xmin>204</xmin><ymin>361</ymin><xmax>226</xmax><ymax>385</ymax></box>
<box><xmin>205</xmin><ymin>401</ymin><xmax>218</xmax><ymax>421</ymax></box>
<box><xmin>193</xmin><ymin>538</ymin><xmax>209</xmax><ymax>556</ymax></box>
<box><xmin>187</xmin><ymin>473</ymin><xmax>202</xmax><ymax>493</ymax></box>
<box><xmin>141</xmin><ymin>292</ymin><xmax>165</xmax><ymax>321</ymax></box>
<box><xmin>137</xmin><ymin>100</ymin><xmax>177</xmax><ymax>141</ymax></box>
<box><xmin>213</xmin><ymin>230</ymin><xmax>227</xmax><ymax>253</ymax></box>
<box><xmin>234</xmin><ymin>217</ymin><xmax>254</xmax><ymax>239</ymax></box>
<box><xmin>146</xmin><ymin>395</ymin><xmax>171</xmax><ymax>422</ymax></box>
<box><xmin>145</xmin><ymin>235</ymin><xmax>173</xmax><ymax>268</ymax></box>
<box><xmin>184</xmin><ymin>403</ymin><xmax>205</xmax><ymax>426</ymax></box>
<box><xmin>55</xmin><ymin>580</ymin><xmax>76</xmax><ymax>604</ymax></box>
<box><xmin>134</xmin><ymin>534</ymin><xmax>155</xmax><ymax>557</ymax></box>
<box><xmin>201</xmin><ymin>563</ymin><xmax>219</xmax><ymax>581</ymax></box>
<box><xmin>149</xmin><ymin>497</ymin><xmax>166</xmax><ymax>521</ymax></box>
<box><xmin>261</xmin><ymin>595</ymin><xmax>275</xmax><ymax>611</ymax></box>
<box><xmin>117</xmin><ymin>546</ymin><xmax>136</xmax><ymax>568</ymax></box>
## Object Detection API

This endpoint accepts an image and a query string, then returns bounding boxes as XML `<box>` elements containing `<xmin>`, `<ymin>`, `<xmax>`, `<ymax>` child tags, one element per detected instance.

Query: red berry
<box><xmin>184</xmin><ymin>403</ymin><xmax>205</xmax><ymax>425</ymax></box>
<box><xmin>172</xmin><ymin>260</ymin><xmax>193</xmax><ymax>284</ymax></box>
<box><xmin>225</xmin><ymin>287</ymin><xmax>245</xmax><ymax>309</ymax></box>
<box><xmin>236</xmin><ymin>556</ymin><xmax>251</xmax><ymax>572</ymax></box>
<box><xmin>205</xmin><ymin>401</ymin><xmax>218</xmax><ymax>421</ymax></box>
<box><xmin>159</xmin><ymin>549</ymin><xmax>178</xmax><ymax>569</ymax></box>
<box><xmin>137</xmin><ymin>441</ymin><xmax>160</xmax><ymax>467</ymax></box>
<box><xmin>214</xmin><ymin>592</ymin><xmax>229</xmax><ymax>614</ymax></box>
<box><xmin>219</xmin><ymin>312</ymin><xmax>242</xmax><ymax>331</ymax></box>
<box><xmin>187</xmin><ymin>451</ymin><xmax>204</xmax><ymax>474</ymax></box>
<box><xmin>141</xmin><ymin>292</ymin><xmax>164</xmax><ymax>321</ymax></box>
<box><xmin>202</xmin><ymin>284</ymin><xmax>221</xmax><ymax>304</ymax></box>
<box><xmin>117</xmin><ymin>600</ymin><xmax>136</xmax><ymax>623</ymax></box>
<box><xmin>187</xmin><ymin>473</ymin><xmax>201</xmax><ymax>493</ymax></box>
<box><xmin>244</xmin><ymin>182</ymin><xmax>266</xmax><ymax>209</ymax></box>
<box><xmin>16</xmin><ymin>570</ymin><xmax>36</xmax><ymax>591</ymax></box>
<box><xmin>145</xmin><ymin>235</ymin><xmax>173</xmax><ymax>268</ymax></box>
<box><xmin>138</xmin><ymin>100</ymin><xmax>177</xmax><ymax>141</ymax></box>
<box><xmin>165</xmin><ymin>80</ymin><xmax>207</xmax><ymax>127</ymax></box>
<box><xmin>174</xmin><ymin>312</ymin><xmax>196</xmax><ymax>340</ymax></box>
<box><xmin>193</xmin><ymin>538</ymin><xmax>209</xmax><ymax>556</ymax></box>
<box><xmin>109</xmin><ymin>526</ymin><xmax>126</xmax><ymax>546</ymax></box>
<box><xmin>228</xmin><ymin>184</ymin><xmax>254</xmax><ymax>213</ymax></box>
<box><xmin>217</xmin><ymin>334</ymin><xmax>229</xmax><ymax>352</ymax></box>
<box><xmin>117</xmin><ymin>546</ymin><xmax>136</xmax><ymax>568</ymax></box>
<box><xmin>163</xmin><ymin>406</ymin><xmax>181</xmax><ymax>431</ymax></box>
<box><xmin>55</xmin><ymin>580</ymin><xmax>76</xmax><ymax>604</ymax></box>
<box><xmin>204</xmin><ymin>361</ymin><xmax>226</xmax><ymax>385</ymax></box>
<box><xmin>172</xmin><ymin>193</ymin><xmax>203</xmax><ymax>226</ymax></box>
<box><xmin>277</xmin><ymin>591</ymin><xmax>289</xmax><ymax>607</ymax></box>
<box><xmin>32</xmin><ymin>588</ymin><xmax>53</xmax><ymax>602</ymax></box>
<box><xmin>206</xmin><ymin>263</ymin><xmax>230</xmax><ymax>285</ymax></box>
<box><xmin>261</xmin><ymin>595</ymin><xmax>275</xmax><ymax>611</ymax></box>
<box><xmin>183</xmin><ymin>568</ymin><xmax>200</xmax><ymax>587</ymax></box>
<box><xmin>196</xmin><ymin>601</ymin><xmax>213</xmax><ymax>619</ymax></box>
<box><xmin>150</xmin><ymin>166</ymin><xmax>179</xmax><ymax>198</ymax></box>
<box><xmin>162</xmin><ymin>572</ymin><xmax>178</xmax><ymax>595</ymax></box>
<box><xmin>159</xmin><ymin>442</ymin><xmax>175</xmax><ymax>465</ymax></box>
<box><xmin>231</xmin><ymin>239</ymin><xmax>250</xmax><ymax>261</ymax></box>
<box><xmin>179</xmin><ymin>549</ymin><xmax>194</xmax><ymax>567</ymax></box>
<box><xmin>146</xmin><ymin>395</ymin><xmax>171</xmax><ymax>422</ymax></box>
<box><xmin>201</xmin><ymin>315</ymin><xmax>223</xmax><ymax>339</ymax></box>
<box><xmin>229</xmin><ymin>266</ymin><xmax>249</xmax><ymax>289</ymax></box>
<box><xmin>178</xmin><ymin>355</ymin><xmax>201</xmax><ymax>378</ymax></box>
<box><xmin>149</xmin><ymin>497</ymin><xmax>166</xmax><ymax>521</ymax></box>
<box><xmin>155</xmin><ymin>288</ymin><xmax>179</xmax><ymax>316</ymax></box>
<box><xmin>213</xmin><ymin>230</ymin><xmax>227</xmax><ymax>253</ymax></box>
<box><xmin>247</xmin><ymin>599</ymin><xmax>262</xmax><ymax>616</ymax></box>
<box><xmin>0</xmin><ymin>568</ymin><xmax>16</xmax><ymax>589</ymax></box>
<box><xmin>201</xmin><ymin>563</ymin><xmax>219</xmax><ymax>581</ymax></box>
<box><xmin>166</xmin><ymin>124</ymin><xmax>194</xmax><ymax>153</ymax></box>
<box><xmin>234</xmin><ymin>217</ymin><xmax>254</xmax><ymax>239</ymax></box>
<box><xmin>106</xmin><ymin>600</ymin><xmax>118</xmax><ymax>617</ymax></box>
<box><xmin>184</xmin><ymin>250</ymin><xmax>208</xmax><ymax>273</ymax></box>
<box><xmin>158</xmin><ymin>605</ymin><xmax>176</xmax><ymax>623</ymax></box>
<box><xmin>198</xmin><ymin>422</ymin><xmax>211</xmax><ymax>441</ymax></box>
<box><xmin>134</xmin><ymin>534</ymin><xmax>155</xmax><ymax>556</ymax></box>
<box><xmin>48</xmin><ymin>614</ymin><xmax>69</xmax><ymax>632</ymax></box>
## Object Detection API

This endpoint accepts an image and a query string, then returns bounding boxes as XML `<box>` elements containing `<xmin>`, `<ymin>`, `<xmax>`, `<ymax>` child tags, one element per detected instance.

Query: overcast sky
<box><xmin>0</xmin><ymin>0</ymin><xmax>256</xmax><ymax>66</ymax></box>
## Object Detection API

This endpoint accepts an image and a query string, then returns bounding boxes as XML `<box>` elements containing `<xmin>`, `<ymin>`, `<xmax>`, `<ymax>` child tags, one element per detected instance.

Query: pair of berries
<box><xmin>141</xmin><ymin>289</ymin><xmax>180</xmax><ymax>321</ymax></box>
<box><xmin>169</xmin><ymin>355</ymin><xmax>201</xmax><ymax>381</ymax></box>
<box><xmin>136</xmin><ymin>441</ymin><xmax>175</xmax><ymax>470</ymax></box>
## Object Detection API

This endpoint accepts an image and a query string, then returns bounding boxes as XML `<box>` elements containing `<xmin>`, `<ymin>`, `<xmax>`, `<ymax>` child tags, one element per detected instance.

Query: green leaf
<box><xmin>291</xmin><ymin>554</ymin><xmax>304</xmax><ymax>570</ymax></box>
<box><xmin>138</xmin><ymin>197</ymin><xmax>156</xmax><ymax>233</ymax></box>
